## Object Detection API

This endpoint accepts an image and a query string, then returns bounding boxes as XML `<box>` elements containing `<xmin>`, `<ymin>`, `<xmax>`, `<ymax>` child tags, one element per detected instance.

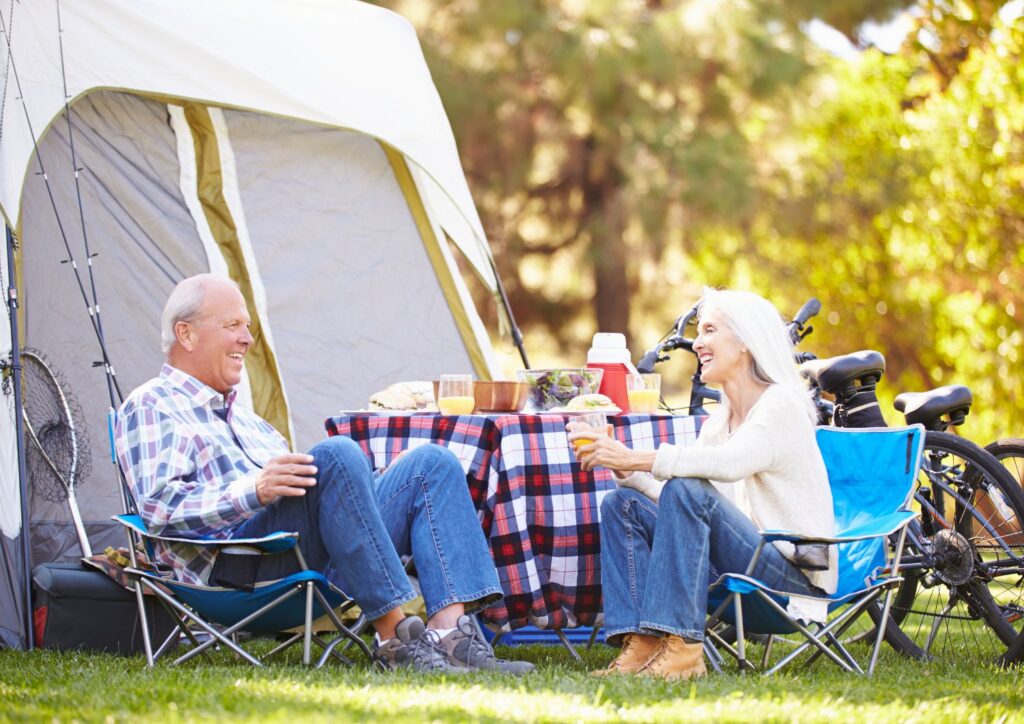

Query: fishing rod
<box><xmin>54</xmin><ymin>0</ymin><xmax>120</xmax><ymax>408</ymax></box>
<box><xmin>0</xmin><ymin>3</ymin><xmax>123</xmax><ymax>408</ymax></box>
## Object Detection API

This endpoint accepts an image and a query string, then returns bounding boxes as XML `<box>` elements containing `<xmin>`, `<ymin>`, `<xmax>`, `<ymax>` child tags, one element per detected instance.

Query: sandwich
<box><xmin>369</xmin><ymin>381</ymin><xmax>436</xmax><ymax>411</ymax></box>
<box><xmin>565</xmin><ymin>393</ymin><xmax>617</xmax><ymax>411</ymax></box>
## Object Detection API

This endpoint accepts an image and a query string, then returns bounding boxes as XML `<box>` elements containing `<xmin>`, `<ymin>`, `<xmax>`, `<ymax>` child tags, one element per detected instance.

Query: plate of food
<box><xmin>533</xmin><ymin>393</ymin><xmax>621</xmax><ymax>415</ymax></box>
<box><xmin>367</xmin><ymin>381</ymin><xmax>437</xmax><ymax>413</ymax></box>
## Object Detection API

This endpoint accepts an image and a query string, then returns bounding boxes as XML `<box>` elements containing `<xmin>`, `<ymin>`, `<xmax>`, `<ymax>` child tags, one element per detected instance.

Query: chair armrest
<box><xmin>113</xmin><ymin>514</ymin><xmax>299</xmax><ymax>554</ymax></box>
<box><xmin>760</xmin><ymin>510</ymin><xmax>915</xmax><ymax>545</ymax></box>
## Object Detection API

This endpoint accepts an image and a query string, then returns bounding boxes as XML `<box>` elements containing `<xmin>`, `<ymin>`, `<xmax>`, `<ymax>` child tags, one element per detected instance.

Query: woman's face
<box><xmin>693</xmin><ymin>308</ymin><xmax>750</xmax><ymax>385</ymax></box>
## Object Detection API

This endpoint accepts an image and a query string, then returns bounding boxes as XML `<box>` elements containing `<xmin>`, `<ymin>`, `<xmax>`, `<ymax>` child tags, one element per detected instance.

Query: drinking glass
<box><xmin>437</xmin><ymin>374</ymin><xmax>475</xmax><ymax>415</ymax></box>
<box><xmin>627</xmin><ymin>373</ymin><xmax>661</xmax><ymax>414</ymax></box>
<box><xmin>569</xmin><ymin>411</ymin><xmax>608</xmax><ymax>453</ymax></box>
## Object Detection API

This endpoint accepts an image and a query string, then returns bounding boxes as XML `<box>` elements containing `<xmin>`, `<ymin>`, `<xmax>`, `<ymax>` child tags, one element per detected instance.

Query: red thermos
<box><xmin>586</xmin><ymin>333</ymin><xmax>636</xmax><ymax>414</ymax></box>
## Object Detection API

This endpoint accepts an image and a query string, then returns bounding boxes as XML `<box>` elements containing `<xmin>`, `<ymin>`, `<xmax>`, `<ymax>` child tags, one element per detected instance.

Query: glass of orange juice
<box><xmin>627</xmin><ymin>373</ymin><xmax>661</xmax><ymax>414</ymax></box>
<box><xmin>569</xmin><ymin>411</ymin><xmax>608</xmax><ymax>453</ymax></box>
<box><xmin>438</xmin><ymin>374</ymin><xmax>475</xmax><ymax>415</ymax></box>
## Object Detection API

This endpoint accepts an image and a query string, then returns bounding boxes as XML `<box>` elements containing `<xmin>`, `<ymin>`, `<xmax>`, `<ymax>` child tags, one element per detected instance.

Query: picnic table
<box><xmin>324</xmin><ymin>411</ymin><xmax>700</xmax><ymax>632</ymax></box>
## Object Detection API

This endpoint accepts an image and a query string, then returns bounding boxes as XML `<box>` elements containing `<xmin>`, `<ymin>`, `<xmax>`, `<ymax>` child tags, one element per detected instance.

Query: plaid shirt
<box><xmin>115</xmin><ymin>364</ymin><xmax>287</xmax><ymax>584</ymax></box>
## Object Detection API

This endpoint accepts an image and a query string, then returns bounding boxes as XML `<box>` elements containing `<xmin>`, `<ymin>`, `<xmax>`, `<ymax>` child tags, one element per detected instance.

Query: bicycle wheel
<box><xmin>882</xmin><ymin>431</ymin><xmax>1024</xmax><ymax>661</ymax></box>
<box><xmin>983</xmin><ymin>438</ymin><xmax>1024</xmax><ymax>665</ymax></box>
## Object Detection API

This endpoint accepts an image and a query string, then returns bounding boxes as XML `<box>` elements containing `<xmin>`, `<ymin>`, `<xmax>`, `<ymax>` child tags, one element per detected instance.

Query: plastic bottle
<box><xmin>586</xmin><ymin>333</ymin><xmax>639</xmax><ymax>414</ymax></box>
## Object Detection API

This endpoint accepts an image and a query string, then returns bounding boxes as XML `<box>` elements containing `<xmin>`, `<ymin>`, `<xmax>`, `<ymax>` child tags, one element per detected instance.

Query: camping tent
<box><xmin>0</xmin><ymin>0</ymin><xmax>521</xmax><ymax>649</ymax></box>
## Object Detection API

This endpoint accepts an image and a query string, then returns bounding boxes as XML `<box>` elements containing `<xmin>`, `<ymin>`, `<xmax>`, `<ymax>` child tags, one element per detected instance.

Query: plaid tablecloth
<box><xmin>324</xmin><ymin>412</ymin><xmax>701</xmax><ymax>631</ymax></box>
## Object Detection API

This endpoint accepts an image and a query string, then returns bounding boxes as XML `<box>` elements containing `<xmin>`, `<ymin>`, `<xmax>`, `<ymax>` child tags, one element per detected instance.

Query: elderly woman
<box><xmin>568</xmin><ymin>289</ymin><xmax>836</xmax><ymax>681</ymax></box>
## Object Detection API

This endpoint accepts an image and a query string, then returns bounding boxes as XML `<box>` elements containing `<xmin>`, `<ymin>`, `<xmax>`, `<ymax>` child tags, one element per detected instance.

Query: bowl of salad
<box><xmin>516</xmin><ymin>368</ymin><xmax>604</xmax><ymax>411</ymax></box>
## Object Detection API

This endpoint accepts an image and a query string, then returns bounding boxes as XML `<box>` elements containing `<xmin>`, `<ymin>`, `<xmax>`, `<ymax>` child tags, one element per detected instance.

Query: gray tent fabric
<box><xmin>20</xmin><ymin>92</ymin><xmax>209</xmax><ymax>568</ymax></box>
<box><xmin>0</xmin><ymin>534</ymin><xmax>25</xmax><ymax>648</ymax></box>
<box><xmin>223</xmin><ymin>110</ymin><xmax>475</xmax><ymax>448</ymax></box>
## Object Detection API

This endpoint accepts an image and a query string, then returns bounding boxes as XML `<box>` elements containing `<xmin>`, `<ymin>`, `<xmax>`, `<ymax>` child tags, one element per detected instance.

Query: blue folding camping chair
<box><xmin>114</xmin><ymin>514</ymin><xmax>375</xmax><ymax>668</ymax></box>
<box><xmin>703</xmin><ymin>425</ymin><xmax>925</xmax><ymax>676</ymax></box>
<box><xmin>105</xmin><ymin>411</ymin><xmax>374</xmax><ymax>669</ymax></box>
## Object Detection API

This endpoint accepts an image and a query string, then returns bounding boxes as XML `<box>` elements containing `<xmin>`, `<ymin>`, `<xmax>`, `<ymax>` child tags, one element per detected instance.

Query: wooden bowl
<box><xmin>472</xmin><ymin>380</ymin><xmax>530</xmax><ymax>413</ymax></box>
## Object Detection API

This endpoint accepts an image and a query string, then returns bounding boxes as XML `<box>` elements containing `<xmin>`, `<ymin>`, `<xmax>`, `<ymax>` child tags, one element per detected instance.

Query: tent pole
<box><xmin>5</xmin><ymin>225</ymin><xmax>34</xmax><ymax>650</ymax></box>
<box><xmin>488</xmin><ymin>257</ymin><xmax>530</xmax><ymax>369</ymax></box>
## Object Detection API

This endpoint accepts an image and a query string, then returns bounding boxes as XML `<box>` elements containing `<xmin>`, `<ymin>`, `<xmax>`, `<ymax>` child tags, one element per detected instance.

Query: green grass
<box><xmin>2</xmin><ymin>637</ymin><xmax>1022</xmax><ymax>723</ymax></box>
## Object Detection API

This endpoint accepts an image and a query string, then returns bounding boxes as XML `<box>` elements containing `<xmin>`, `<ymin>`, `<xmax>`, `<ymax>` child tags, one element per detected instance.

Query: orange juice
<box><xmin>437</xmin><ymin>396</ymin><xmax>475</xmax><ymax>415</ymax></box>
<box><xmin>628</xmin><ymin>388</ymin><xmax>660</xmax><ymax>413</ymax></box>
<box><xmin>572</xmin><ymin>437</ymin><xmax>595</xmax><ymax>452</ymax></box>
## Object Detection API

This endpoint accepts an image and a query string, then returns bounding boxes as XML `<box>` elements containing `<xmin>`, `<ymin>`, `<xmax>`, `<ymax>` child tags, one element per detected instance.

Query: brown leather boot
<box><xmin>591</xmin><ymin>633</ymin><xmax>661</xmax><ymax>676</ymax></box>
<box><xmin>636</xmin><ymin>635</ymin><xmax>707</xmax><ymax>681</ymax></box>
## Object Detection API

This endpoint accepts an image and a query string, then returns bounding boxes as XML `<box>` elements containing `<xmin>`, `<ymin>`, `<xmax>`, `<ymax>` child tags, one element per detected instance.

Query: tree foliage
<box><xmin>376</xmin><ymin>0</ymin><xmax>1022</xmax><ymax>441</ymax></box>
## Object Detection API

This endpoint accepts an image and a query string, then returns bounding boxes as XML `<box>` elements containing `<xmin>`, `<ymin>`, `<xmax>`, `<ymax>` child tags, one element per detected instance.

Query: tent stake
<box><xmin>5</xmin><ymin>224</ymin><xmax>34</xmax><ymax>650</ymax></box>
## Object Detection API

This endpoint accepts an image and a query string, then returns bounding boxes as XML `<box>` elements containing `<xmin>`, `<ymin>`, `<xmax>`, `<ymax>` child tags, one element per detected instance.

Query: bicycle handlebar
<box><xmin>636</xmin><ymin>333</ymin><xmax>695</xmax><ymax>373</ymax></box>
<box><xmin>636</xmin><ymin>297</ymin><xmax>821</xmax><ymax>375</ymax></box>
<box><xmin>792</xmin><ymin>298</ymin><xmax>821</xmax><ymax>328</ymax></box>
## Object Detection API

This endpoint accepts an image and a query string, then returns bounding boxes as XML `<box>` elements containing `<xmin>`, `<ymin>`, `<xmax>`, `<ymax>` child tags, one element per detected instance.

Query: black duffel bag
<box><xmin>33</xmin><ymin>562</ymin><xmax>177</xmax><ymax>655</ymax></box>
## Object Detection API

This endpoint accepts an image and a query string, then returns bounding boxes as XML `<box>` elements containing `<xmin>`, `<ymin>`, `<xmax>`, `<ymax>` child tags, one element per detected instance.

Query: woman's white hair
<box><xmin>698</xmin><ymin>287</ymin><xmax>817</xmax><ymax>424</ymax></box>
<box><xmin>160</xmin><ymin>274</ymin><xmax>239</xmax><ymax>354</ymax></box>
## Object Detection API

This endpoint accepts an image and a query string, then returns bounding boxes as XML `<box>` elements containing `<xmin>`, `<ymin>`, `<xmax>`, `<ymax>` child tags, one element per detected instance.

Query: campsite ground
<box><xmin>1</xmin><ymin>642</ymin><xmax>1021</xmax><ymax>722</ymax></box>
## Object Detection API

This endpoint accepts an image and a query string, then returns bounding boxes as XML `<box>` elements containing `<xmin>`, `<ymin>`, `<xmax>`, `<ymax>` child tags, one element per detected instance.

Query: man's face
<box><xmin>179</xmin><ymin>281</ymin><xmax>253</xmax><ymax>393</ymax></box>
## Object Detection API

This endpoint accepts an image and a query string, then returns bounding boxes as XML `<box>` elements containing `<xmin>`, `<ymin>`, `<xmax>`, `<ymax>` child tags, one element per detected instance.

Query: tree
<box><xmin>377</xmin><ymin>0</ymin><xmax>912</xmax><ymax>355</ymax></box>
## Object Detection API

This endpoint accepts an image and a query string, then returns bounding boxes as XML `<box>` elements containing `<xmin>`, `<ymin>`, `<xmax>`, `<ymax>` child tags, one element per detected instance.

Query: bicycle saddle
<box><xmin>800</xmin><ymin>350</ymin><xmax>886</xmax><ymax>395</ymax></box>
<box><xmin>893</xmin><ymin>385</ymin><xmax>973</xmax><ymax>429</ymax></box>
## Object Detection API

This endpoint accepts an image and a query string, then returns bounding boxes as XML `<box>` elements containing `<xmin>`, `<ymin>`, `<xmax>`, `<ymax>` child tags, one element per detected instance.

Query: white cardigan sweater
<box><xmin>622</xmin><ymin>384</ymin><xmax>837</xmax><ymax>593</ymax></box>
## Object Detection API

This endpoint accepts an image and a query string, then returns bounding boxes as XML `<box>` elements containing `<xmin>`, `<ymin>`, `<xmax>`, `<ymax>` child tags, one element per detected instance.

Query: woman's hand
<box><xmin>566</xmin><ymin>421</ymin><xmax>656</xmax><ymax>474</ymax></box>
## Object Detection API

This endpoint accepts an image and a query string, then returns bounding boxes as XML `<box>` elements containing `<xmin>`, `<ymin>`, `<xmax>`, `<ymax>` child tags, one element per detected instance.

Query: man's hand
<box><xmin>256</xmin><ymin>453</ymin><xmax>318</xmax><ymax>506</ymax></box>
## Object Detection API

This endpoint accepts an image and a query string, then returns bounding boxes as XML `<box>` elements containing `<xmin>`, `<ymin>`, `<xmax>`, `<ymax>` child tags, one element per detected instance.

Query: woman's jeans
<box><xmin>233</xmin><ymin>437</ymin><xmax>502</xmax><ymax>621</ymax></box>
<box><xmin>599</xmin><ymin>479</ymin><xmax>823</xmax><ymax>644</ymax></box>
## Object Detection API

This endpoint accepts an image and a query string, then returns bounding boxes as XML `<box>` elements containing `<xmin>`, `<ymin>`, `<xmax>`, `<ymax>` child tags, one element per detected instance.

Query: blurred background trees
<box><xmin>373</xmin><ymin>0</ymin><xmax>1023</xmax><ymax>442</ymax></box>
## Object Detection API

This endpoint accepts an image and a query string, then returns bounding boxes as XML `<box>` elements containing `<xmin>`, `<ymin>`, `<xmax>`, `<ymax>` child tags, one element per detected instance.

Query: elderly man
<box><xmin>116</xmin><ymin>273</ymin><xmax>531</xmax><ymax>674</ymax></box>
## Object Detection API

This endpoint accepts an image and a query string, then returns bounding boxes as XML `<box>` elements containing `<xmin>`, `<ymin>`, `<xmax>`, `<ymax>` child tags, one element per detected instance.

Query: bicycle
<box><xmin>801</xmin><ymin>350</ymin><xmax>1024</xmax><ymax>663</ymax></box>
<box><xmin>980</xmin><ymin>437</ymin><xmax>1024</xmax><ymax>665</ymax></box>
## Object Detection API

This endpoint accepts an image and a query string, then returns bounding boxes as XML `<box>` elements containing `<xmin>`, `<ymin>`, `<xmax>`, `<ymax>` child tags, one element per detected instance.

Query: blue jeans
<box><xmin>234</xmin><ymin>437</ymin><xmax>502</xmax><ymax>620</ymax></box>
<box><xmin>599</xmin><ymin>480</ymin><xmax>823</xmax><ymax>644</ymax></box>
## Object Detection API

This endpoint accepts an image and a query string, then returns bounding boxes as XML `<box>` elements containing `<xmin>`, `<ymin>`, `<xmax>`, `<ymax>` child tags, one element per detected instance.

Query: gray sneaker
<box><xmin>374</xmin><ymin>616</ymin><xmax>470</xmax><ymax>674</ymax></box>
<box><xmin>438</xmin><ymin>615</ymin><xmax>536</xmax><ymax>675</ymax></box>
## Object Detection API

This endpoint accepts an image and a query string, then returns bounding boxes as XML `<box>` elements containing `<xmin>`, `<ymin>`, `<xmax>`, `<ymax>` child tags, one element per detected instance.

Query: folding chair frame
<box><xmin>115</xmin><ymin>514</ymin><xmax>376</xmax><ymax>669</ymax></box>
<box><xmin>703</xmin><ymin>425</ymin><xmax>924</xmax><ymax>677</ymax></box>
<box><xmin>704</xmin><ymin>519</ymin><xmax>913</xmax><ymax>676</ymax></box>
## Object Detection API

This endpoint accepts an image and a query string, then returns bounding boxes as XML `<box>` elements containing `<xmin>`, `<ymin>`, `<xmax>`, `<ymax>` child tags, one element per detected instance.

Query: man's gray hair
<box><xmin>160</xmin><ymin>274</ymin><xmax>239</xmax><ymax>354</ymax></box>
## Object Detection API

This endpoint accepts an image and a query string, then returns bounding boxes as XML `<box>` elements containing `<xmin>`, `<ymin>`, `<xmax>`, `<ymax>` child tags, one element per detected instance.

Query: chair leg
<box><xmin>133</xmin><ymin>581</ymin><xmax>155</xmax><ymax>668</ymax></box>
<box><xmin>869</xmin><ymin>587</ymin><xmax>897</xmax><ymax>676</ymax></box>
<box><xmin>152</xmin><ymin>622</ymin><xmax>181</xmax><ymax>661</ymax></box>
<box><xmin>752</xmin><ymin>592</ymin><xmax>856</xmax><ymax>674</ymax></box>
<box><xmin>312</xmin><ymin>586</ymin><xmax>376</xmax><ymax>664</ymax></box>
<box><xmin>303</xmin><ymin>582</ymin><xmax>314</xmax><ymax>666</ymax></box>
<box><xmin>824</xmin><ymin>630</ymin><xmax>863</xmax><ymax>674</ymax></box>
<box><xmin>265</xmin><ymin>633</ymin><xmax>302</xmax><ymax>660</ymax></box>
<box><xmin>314</xmin><ymin>634</ymin><xmax>355</xmax><ymax>668</ymax></box>
<box><xmin>759</xmin><ymin>635</ymin><xmax>775</xmax><ymax>670</ymax></box>
<box><xmin>555</xmin><ymin>629</ymin><xmax>584</xmax><ymax>664</ymax></box>
<box><xmin>158</xmin><ymin>600</ymin><xmax>210</xmax><ymax>662</ymax></box>
<box><xmin>138</xmin><ymin>582</ymin><xmax>262</xmax><ymax>666</ymax></box>
<box><xmin>704</xmin><ymin>639</ymin><xmax>725</xmax><ymax>674</ymax></box>
<box><xmin>733</xmin><ymin>594</ymin><xmax>750</xmax><ymax>673</ymax></box>
<box><xmin>587</xmin><ymin>625</ymin><xmax>600</xmax><ymax>650</ymax></box>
